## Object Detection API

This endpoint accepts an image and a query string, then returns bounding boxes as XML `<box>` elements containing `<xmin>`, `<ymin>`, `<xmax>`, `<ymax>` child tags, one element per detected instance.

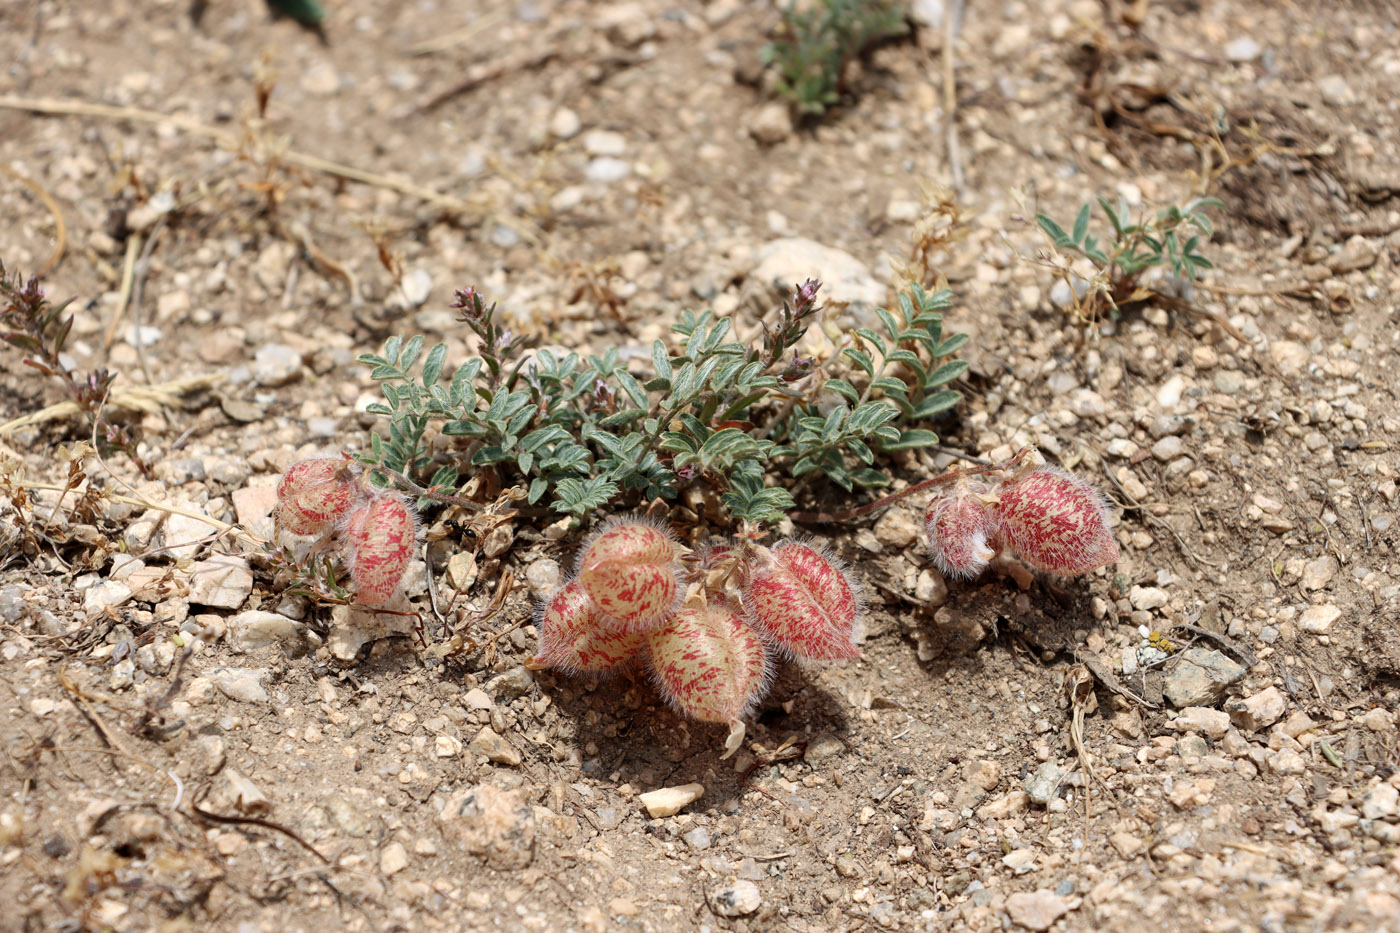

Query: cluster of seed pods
<box><xmin>275</xmin><ymin>457</ymin><xmax>418</xmax><ymax>604</ymax></box>
<box><xmin>533</xmin><ymin>519</ymin><xmax>862</xmax><ymax>755</ymax></box>
<box><xmin>923</xmin><ymin>452</ymin><xmax>1119</xmax><ymax>580</ymax></box>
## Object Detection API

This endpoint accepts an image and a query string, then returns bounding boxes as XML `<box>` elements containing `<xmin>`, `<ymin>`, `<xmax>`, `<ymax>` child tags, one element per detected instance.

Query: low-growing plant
<box><xmin>762</xmin><ymin>0</ymin><xmax>909</xmax><ymax>116</ymax></box>
<box><xmin>356</xmin><ymin>280</ymin><xmax>968</xmax><ymax>531</ymax></box>
<box><xmin>1034</xmin><ymin>195</ymin><xmax>1220</xmax><ymax>321</ymax></box>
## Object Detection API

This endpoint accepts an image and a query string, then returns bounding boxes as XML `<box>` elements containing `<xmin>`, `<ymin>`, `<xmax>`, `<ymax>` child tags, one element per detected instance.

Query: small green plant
<box><xmin>762</xmin><ymin>0</ymin><xmax>909</xmax><ymax>117</ymax></box>
<box><xmin>356</xmin><ymin>280</ymin><xmax>967</xmax><ymax>531</ymax></box>
<box><xmin>1034</xmin><ymin>195</ymin><xmax>1220</xmax><ymax>320</ymax></box>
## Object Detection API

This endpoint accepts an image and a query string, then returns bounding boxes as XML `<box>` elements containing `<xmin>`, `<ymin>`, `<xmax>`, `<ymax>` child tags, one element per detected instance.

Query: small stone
<box><xmin>683</xmin><ymin>827</ymin><xmax>712</xmax><ymax>850</ymax></box>
<box><xmin>1362</xmin><ymin>708</ymin><xmax>1395</xmax><ymax>732</ymax></box>
<box><xmin>1278</xmin><ymin>710</ymin><xmax>1317</xmax><ymax>738</ymax></box>
<box><xmin>585</xmin><ymin>157</ymin><xmax>631</xmax><ymax>183</ymax></box>
<box><xmin>1006</xmin><ymin>890</ymin><xmax>1070</xmax><ymax>931</ymax></box>
<box><xmin>1301</xmin><ymin>557</ymin><xmax>1337</xmax><ymax>591</ymax></box>
<box><xmin>1300</xmin><ymin>604</ymin><xmax>1342</xmax><ymax>633</ymax></box>
<box><xmin>1269</xmin><ymin>340</ymin><xmax>1309</xmax><ymax>376</ymax></box>
<box><xmin>707</xmin><ymin>880</ymin><xmax>761</xmax><ymax>918</ymax></box>
<box><xmin>1002</xmin><ymin>848</ymin><xmax>1038</xmax><ymax>873</ymax></box>
<box><xmin>463</xmin><ymin>688</ymin><xmax>493</xmax><ymax>711</ymax></box>
<box><xmin>747</xmin><ymin>102</ymin><xmax>793</xmax><ymax>145</ymax></box>
<box><xmin>84</xmin><ymin>580</ymin><xmax>132</xmax><ymax>615</ymax></box>
<box><xmin>156</xmin><ymin>457</ymin><xmax>206</xmax><ymax>484</ymax></box>
<box><xmin>1173</xmin><ymin>707</ymin><xmax>1231</xmax><ymax>738</ymax></box>
<box><xmin>469</xmin><ymin>727</ymin><xmax>522</xmax><ymax>766</ymax></box>
<box><xmin>485</xmin><ymin>666</ymin><xmax>534</xmax><ymax>701</ymax></box>
<box><xmin>435</xmin><ymin>735</ymin><xmax>463</xmax><ymax>758</ymax></box>
<box><xmin>252</xmin><ymin>344</ymin><xmax>302</xmax><ymax>387</ymax></box>
<box><xmin>1110</xmin><ymin>832</ymin><xmax>1144</xmax><ymax>857</ymax></box>
<box><xmin>208</xmin><ymin>667</ymin><xmax>270</xmax><ymax>704</ymax></box>
<box><xmin>965</xmin><ymin>759</ymin><xmax>1001</xmax><ymax>792</ymax></box>
<box><xmin>1175</xmin><ymin>734</ymin><xmax>1209</xmax><ymax>758</ymax></box>
<box><xmin>804</xmin><ymin>732</ymin><xmax>846</xmax><ymax>765</ymax></box>
<box><xmin>1227</xmin><ymin>686</ymin><xmax>1286</xmax><ymax>732</ymax></box>
<box><xmin>380</xmin><ymin>842</ymin><xmax>409</xmax><ymax>876</ymax></box>
<box><xmin>188</xmin><ymin>556</ymin><xmax>254</xmax><ymax>609</ymax></box>
<box><xmin>549</xmin><ymin>107</ymin><xmax>582</xmax><ymax>140</ymax></box>
<box><xmin>300</xmin><ymin>61</ymin><xmax>339</xmax><ymax>95</ymax></box>
<box><xmin>390</xmin><ymin>268</ymin><xmax>433</xmax><ymax>309</ymax></box>
<box><xmin>232</xmin><ymin>486</ymin><xmax>278</xmax><ymax>539</ymax></box>
<box><xmin>873</xmin><ymin>507</ymin><xmax>920</xmax><ymax>548</ymax></box>
<box><xmin>978</xmin><ymin>792</ymin><xmax>1030</xmax><ymax>820</ymax></box>
<box><xmin>227</xmin><ymin>610</ymin><xmax>302</xmax><ymax>652</ymax></box>
<box><xmin>1362</xmin><ymin>784</ymin><xmax>1399</xmax><ymax>820</ymax></box>
<box><xmin>1150</xmin><ymin>436</ymin><xmax>1184</xmax><ymax>461</ymax></box>
<box><xmin>639</xmin><ymin>783</ymin><xmax>704</xmax><ymax>818</ymax></box>
<box><xmin>914</xmin><ymin>569</ymin><xmax>948</xmax><ymax>607</ymax></box>
<box><xmin>1224</xmin><ymin>37</ymin><xmax>1261</xmax><ymax>62</ymax></box>
<box><xmin>1327</xmin><ymin>236</ymin><xmax>1379</xmax><ymax>274</ymax></box>
<box><xmin>1268</xmin><ymin>748</ymin><xmax>1306</xmax><ymax>774</ymax></box>
<box><xmin>1128</xmin><ymin>586</ymin><xmax>1168</xmax><ymax>611</ymax></box>
<box><xmin>108</xmin><ymin>658</ymin><xmax>135</xmax><ymax>691</ymax></box>
<box><xmin>221</xmin><ymin>770</ymin><xmax>270</xmax><ymax>814</ymax></box>
<box><xmin>439</xmin><ymin>785</ymin><xmax>536</xmax><ymax>869</ymax></box>
<box><xmin>1164</xmin><ymin>647</ymin><xmax>1245</xmax><ymax>708</ymax></box>
<box><xmin>751</xmin><ymin>238</ymin><xmax>883</xmax><ymax>309</ymax></box>
<box><xmin>447</xmin><ymin>551</ymin><xmax>478</xmax><ymax>591</ymax></box>
<box><xmin>1318</xmin><ymin>74</ymin><xmax>1355</xmax><ymax>107</ymax></box>
<box><xmin>1025</xmin><ymin>761</ymin><xmax>1064</xmax><ymax>806</ymax></box>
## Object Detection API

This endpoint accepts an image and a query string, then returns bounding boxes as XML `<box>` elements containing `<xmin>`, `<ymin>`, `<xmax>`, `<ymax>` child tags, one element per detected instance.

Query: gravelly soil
<box><xmin>2</xmin><ymin>1</ymin><xmax>1399</xmax><ymax>931</ymax></box>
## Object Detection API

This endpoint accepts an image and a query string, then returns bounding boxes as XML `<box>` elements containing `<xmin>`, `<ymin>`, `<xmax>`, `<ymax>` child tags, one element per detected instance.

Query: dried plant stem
<box><xmin>942</xmin><ymin>0</ymin><xmax>966</xmax><ymax>195</ymax></box>
<box><xmin>0</xmin><ymin>372</ymin><xmax>224</xmax><ymax>436</ymax></box>
<box><xmin>0</xmin><ymin>94</ymin><xmax>475</xmax><ymax>213</ymax></box>
<box><xmin>791</xmin><ymin>448</ymin><xmax>1028</xmax><ymax>523</ymax></box>
<box><xmin>19</xmin><ymin>477</ymin><xmax>265</xmax><ymax>549</ymax></box>
<box><xmin>0</xmin><ymin>162</ymin><xmax>67</xmax><ymax>275</ymax></box>
<box><xmin>104</xmin><ymin>233</ymin><xmax>141</xmax><ymax>350</ymax></box>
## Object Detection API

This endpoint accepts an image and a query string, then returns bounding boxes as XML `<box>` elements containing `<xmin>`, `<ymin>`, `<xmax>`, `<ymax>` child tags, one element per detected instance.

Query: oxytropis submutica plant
<box><xmin>922</xmin><ymin>447</ymin><xmax>1119</xmax><ymax>580</ymax></box>
<box><xmin>274</xmin><ymin>456</ymin><xmax>419</xmax><ymax>604</ymax></box>
<box><xmin>531</xmin><ymin>517</ymin><xmax>863</xmax><ymax>756</ymax></box>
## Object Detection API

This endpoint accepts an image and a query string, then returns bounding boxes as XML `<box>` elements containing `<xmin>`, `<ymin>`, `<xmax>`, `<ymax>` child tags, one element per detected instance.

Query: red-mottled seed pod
<box><xmin>742</xmin><ymin>541</ymin><xmax>861</xmax><ymax>661</ymax></box>
<box><xmin>276</xmin><ymin>457</ymin><xmax>361</xmax><ymax>535</ymax></box>
<box><xmin>995</xmin><ymin>468</ymin><xmax>1119</xmax><ymax>576</ymax></box>
<box><xmin>344</xmin><ymin>492</ymin><xmax>417</xmax><ymax>603</ymax></box>
<box><xmin>577</xmin><ymin>519</ymin><xmax>680</xmax><ymax>630</ymax></box>
<box><xmin>533</xmin><ymin>579</ymin><xmax>646</xmax><ymax>673</ymax></box>
<box><xmin>646</xmin><ymin>601</ymin><xmax>769</xmax><ymax>725</ymax></box>
<box><xmin>924</xmin><ymin>481</ymin><xmax>1000</xmax><ymax>580</ymax></box>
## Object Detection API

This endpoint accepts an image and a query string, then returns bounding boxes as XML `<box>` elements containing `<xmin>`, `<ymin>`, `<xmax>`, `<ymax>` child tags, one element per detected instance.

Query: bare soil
<box><xmin>2</xmin><ymin>1</ymin><xmax>1399</xmax><ymax>931</ymax></box>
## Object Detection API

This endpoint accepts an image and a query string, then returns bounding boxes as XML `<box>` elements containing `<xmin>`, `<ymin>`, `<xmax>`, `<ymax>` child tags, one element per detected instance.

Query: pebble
<box><xmin>1269</xmin><ymin>340</ymin><xmax>1309</xmax><ymax>376</ymax></box>
<box><xmin>208</xmin><ymin>667</ymin><xmax>270</xmax><ymax>704</ymax></box>
<box><xmin>747</xmin><ymin>102</ymin><xmax>793</xmax><ymax>145</ymax></box>
<box><xmin>1024</xmin><ymin>762</ymin><xmax>1064</xmax><ymax>805</ymax></box>
<box><xmin>1006</xmin><ymin>890</ymin><xmax>1070</xmax><ymax>931</ymax></box>
<box><xmin>683</xmin><ymin>827</ymin><xmax>712</xmax><ymax>850</ymax></box>
<box><xmin>1318</xmin><ymin>74</ymin><xmax>1356</xmax><ymax>107</ymax></box>
<box><xmin>1301</xmin><ymin>557</ymin><xmax>1337</xmax><ymax>590</ymax></box>
<box><xmin>1163</xmin><ymin>647</ymin><xmax>1245</xmax><ymax>708</ymax></box>
<box><xmin>252</xmin><ymin>344</ymin><xmax>303</xmax><ymax>386</ymax></box>
<box><xmin>1300</xmin><ymin>604</ymin><xmax>1342</xmax><ymax>633</ymax></box>
<box><xmin>639</xmin><ymin>783</ymin><xmax>704</xmax><ymax>818</ymax></box>
<box><xmin>1362</xmin><ymin>708</ymin><xmax>1394</xmax><ymax>732</ymax></box>
<box><xmin>463</xmin><ymin>687</ymin><xmax>494</xmax><ymax>711</ymax></box>
<box><xmin>1327</xmin><ymin>236</ymin><xmax>1379</xmax><ymax>274</ymax></box>
<box><xmin>469</xmin><ymin>727</ymin><xmax>523</xmax><ymax>766</ymax></box>
<box><xmin>227</xmin><ymin>610</ymin><xmax>302</xmax><ymax>652</ymax></box>
<box><xmin>909</xmin><ymin>0</ymin><xmax>951</xmax><ymax>31</ymax></box>
<box><xmin>1128</xmin><ymin>586</ymin><xmax>1168</xmax><ymax>611</ymax></box>
<box><xmin>1268</xmin><ymin>748</ymin><xmax>1306</xmax><ymax>774</ymax></box>
<box><xmin>84</xmin><ymin>580</ymin><xmax>132</xmax><ymax>615</ymax></box>
<box><xmin>380</xmin><ymin>842</ymin><xmax>409</xmax><ymax>876</ymax></box>
<box><xmin>873</xmin><ymin>507</ymin><xmax>920</xmax><ymax>548</ymax></box>
<box><xmin>1227</xmin><ymin>686</ymin><xmax>1286</xmax><ymax>732</ymax></box>
<box><xmin>1362</xmin><ymin>784</ymin><xmax>1399</xmax><ymax>820</ymax></box>
<box><xmin>1150</xmin><ymin>436</ymin><xmax>1184</xmax><ymax>461</ymax></box>
<box><xmin>549</xmin><ymin>107</ymin><xmax>582</xmax><ymax>140</ymax></box>
<box><xmin>485</xmin><ymin>666</ymin><xmax>534</xmax><ymax>701</ymax></box>
<box><xmin>1224</xmin><ymin>37</ymin><xmax>1261</xmax><ymax>62</ymax></box>
<box><xmin>804</xmin><ymin>733</ymin><xmax>846</xmax><ymax>765</ymax></box>
<box><xmin>751</xmin><ymin>238</ymin><xmax>883</xmax><ymax>308</ymax></box>
<box><xmin>391</xmin><ymin>268</ymin><xmax>433</xmax><ymax>309</ymax></box>
<box><xmin>1172</xmin><ymin>707</ymin><xmax>1231</xmax><ymax>738</ymax></box>
<box><xmin>439</xmin><ymin>785</ymin><xmax>536</xmax><ymax>869</ymax></box>
<box><xmin>1002</xmin><ymin>848</ymin><xmax>1038</xmax><ymax>874</ymax></box>
<box><xmin>525</xmin><ymin>558</ymin><xmax>562</xmax><ymax>600</ymax></box>
<box><xmin>1110</xmin><ymin>832</ymin><xmax>1145</xmax><ymax>857</ymax></box>
<box><xmin>108</xmin><ymin>658</ymin><xmax>135</xmax><ymax>690</ymax></box>
<box><xmin>585</xmin><ymin>157</ymin><xmax>632</xmax><ymax>183</ymax></box>
<box><xmin>300</xmin><ymin>61</ymin><xmax>340</xmax><ymax>95</ymax></box>
<box><xmin>707</xmin><ymin>880</ymin><xmax>761</xmax><ymax>918</ymax></box>
<box><xmin>188</xmin><ymin>556</ymin><xmax>254</xmax><ymax>609</ymax></box>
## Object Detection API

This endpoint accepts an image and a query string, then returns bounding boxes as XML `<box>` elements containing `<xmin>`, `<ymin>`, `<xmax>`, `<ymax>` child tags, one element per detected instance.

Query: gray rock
<box><xmin>1227</xmin><ymin>686</ymin><xmax>1286</xmax><ymax>732</ymax></box>
<box><xmin>1318</xmin><ymin>74</ymin><xmax>1355</xmax><ymax>107</ymax></box>
<box><xmin>683</xmin><ymin>827</ymin><xmax>712</xmax><ymax>850</ymax></box>
<box><xmin>252</xmin><ymin>344</ymin><xmax>303</xmax><ymax>387</ymax></box>
<box><xmin>1025</xmin><ymin>761</ymin><xmax>1064</xmax><ymax>806</ymax></box>
<box><xmin>1006</xmin><ymin>890</ymin><xmax>1070</xmax><ymax>931</ymax></box>
<box><xmin>585</xmin><ymin>157</ymin><xmax>632</xmax><ymax>183</ymax></box>
<box><xmin>804</xmin><ymin>733</ymin><xmax>847</xmax><ymax>766</ymax></box>
<box><xmin>1172</xmin><ymin>707</ymin><xmax>1230</xmax><ymax>737</ymax></box>
<box><xmin>1224</xmin><ymin>37</ymin><xmax>1261</xmax><ymax>62</ymax></box>
<box><xmin>1327</xmin><ymin>236</ymin><xmax>1379</xmax><ymax>274</ymax></box>
<box><xmin>1362</xmin><ymin>783</ymin><xmax>1398</xmax><ymax>820</ymax></box>
<box><xmin>83</xmin><ymin>580</ymin><xmax>132</xmax><ymax>615</ymax></box>
<box><xmin>747</xmin><ymin>102</ymin><xmax>793</xmax><ymax>145</ymax></box>
<box><xmin>0</xmin><ymin>585</ymin><xmax>25</xmax><ymax>623</ymax></box>
<box><xmin>228</xmin><ymin>610</ymin><xmax>303</xmax><ymax>652</ymax></box>
<box><xmin>708</xmin><ymin>880</ymin><xmax>761</xmax><ymax>917</ymax></box>
<box><xmin>1164</xmin><ymin>647</ymin><xmax>1245</xmax><ymax>708</ymax></box>
<box><xmin>469</xmin><ymin>726</ymin><xmax>523</xmax><ymax>766</ymax></box>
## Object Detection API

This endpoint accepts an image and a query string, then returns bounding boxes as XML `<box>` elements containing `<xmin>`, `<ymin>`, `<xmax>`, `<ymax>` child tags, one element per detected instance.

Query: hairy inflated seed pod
<box><xmin>577</xmin><ymin>517</ymin><xmax>680</xmax><ymax>630</ymax></box>
<box><xmin>533</xmin><ymin>579</ymin><xmax>646</xmax><ymax>673</ymax></box>
<box><xmin>742</xmin><ymin>541</ymin><xmax>862</xmax><ymax>661</ymax></box>
<box><xmin>994</xmin><ymin>468</ymin><xmax>1119</xmax><ymax>575</ymax></box>
<box><xmin>344</xmin><ymin>492</ymin><xmax>417</xmax><ymax>603</ymax></box>
<box><xmin>276</xmin><ymin>457</ymin><xmax>361</xmax><ymax>535</ymax></box>
<box><xmin>924</xmin><ymin>479</ymin><xmax>1000</xmax><ymax>580</ymax></box>
<box><xmin>646</xmin><ymin>601</ymin><xmax>769</xmax><ymax>726</ymax></box>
